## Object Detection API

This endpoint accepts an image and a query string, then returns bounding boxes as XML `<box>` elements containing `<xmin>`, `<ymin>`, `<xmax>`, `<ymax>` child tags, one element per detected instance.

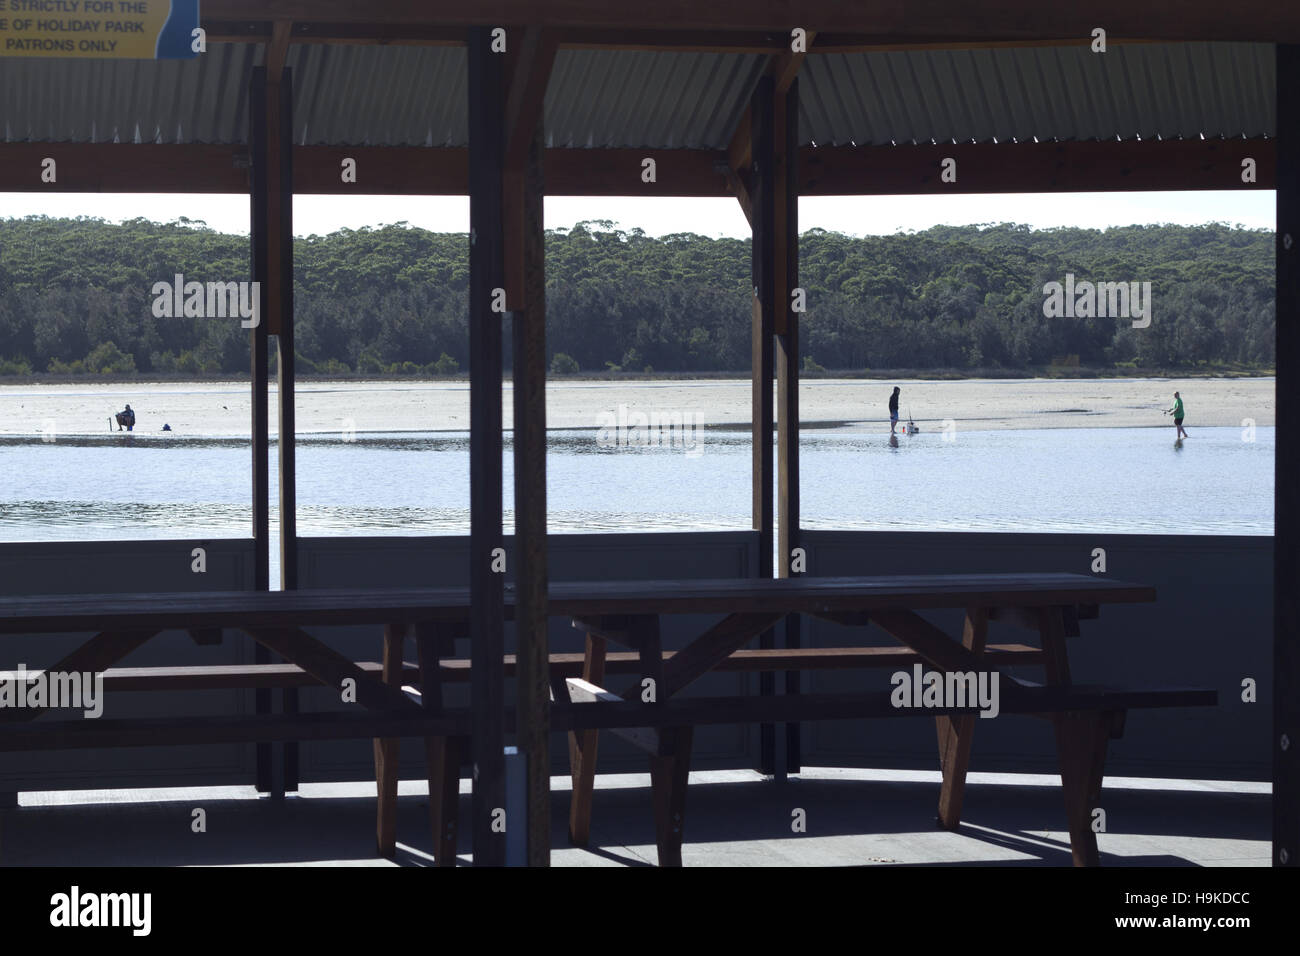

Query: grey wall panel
<box><xmin>295</xmin><ymin>532</ymin><xmax>760</xmax><ymax>783</ymax></box>
<box><xmin>0</xmin><ymin>531</ymin><xmax>1262</xmax><ymax>793</ymax></box>
<box><xmin>0</xmin><ymin>539</ymin><xmax>256</xmax><ymax>792</ymax></box>
<box><xmin>800</xmin><ymin>531</ymin><xmax>1270</xmax><ymax>781</ymax></box>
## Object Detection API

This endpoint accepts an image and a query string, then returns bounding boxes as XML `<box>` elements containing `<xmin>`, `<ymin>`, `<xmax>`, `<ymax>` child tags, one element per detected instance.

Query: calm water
<box><xmin>0</xmin><ymin>426</ymin><xmax>1274</xmax><ymax>546</ymax></box>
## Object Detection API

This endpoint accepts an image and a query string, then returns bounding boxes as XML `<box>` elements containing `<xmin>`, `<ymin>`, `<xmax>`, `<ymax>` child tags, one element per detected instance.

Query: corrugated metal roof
<box><xmin>545</xmin><ymin>50</ymin><xmax>767</xmax><ymax>148</ymax></box>
<box><xmin>1</xmin><ymin>42</ymin><xmax>260</xmax><ymax>144</ymax></box>
<box><xmin>798</xmin><ymin>42</ymin><xmax>1275</xmax><ymax>146</ymax></box>
<box><xmin>0</xmin><ymin>41</ymin><xmax>1275</xmax><ymax>149</ymax></box>
<box><xmin>287</xmin><ymin>44</ymin><xmax>466</xmax><ymax>146</ymax></box>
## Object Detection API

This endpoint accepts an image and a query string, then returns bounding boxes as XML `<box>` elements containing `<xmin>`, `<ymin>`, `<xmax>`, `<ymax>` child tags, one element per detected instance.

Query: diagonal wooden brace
<box><xmin>241</xmin><ymin>626</ymin><xmax>423</xmax><ymax>716</ymax></box>
<box><xmin>0</xmin><ymin>629</ymin><xmax>159</xmax><ymax>723</ymax></box>
<box><xmin>661</xmin><ymin>611</ymin><xmax>784</xmax><ymax>699</ymax></box>
<box><xmin>871</xmin><ymin>608</ymin><xmax>1023</xmax><ymax>690</ymax></box>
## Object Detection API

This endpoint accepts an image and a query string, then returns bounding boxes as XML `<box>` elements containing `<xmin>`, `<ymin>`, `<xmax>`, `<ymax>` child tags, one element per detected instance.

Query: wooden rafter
<box><xmin>199</xmin><ymin>1</ymin><xmax>1300</xmax><ymax>43</ymax></box>
<box><xmin>0</xmin><ymin>139</ymin><xmax>1274</xmax><ymax>196</ymax></box>
<box><xmin>726</xmin><ymin>31</ymin><xmax>815</xmax><ymax>226</ymax></box>
<box><xmin>266</xmin><ymin>19</ymin><xmax>294</xmax><ymax>78</ymax></box>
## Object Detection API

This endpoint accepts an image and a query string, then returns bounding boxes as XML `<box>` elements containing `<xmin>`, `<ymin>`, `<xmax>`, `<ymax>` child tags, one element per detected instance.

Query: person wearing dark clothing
<box><xmin>888</xmin><ymin>387</ymin><xmax>900</xmax><ymax>434</ymax></box>
<box><xmin>114</xmin><ymin>404</ymin><xmax>135</xmax><ymax>432</ymax></box>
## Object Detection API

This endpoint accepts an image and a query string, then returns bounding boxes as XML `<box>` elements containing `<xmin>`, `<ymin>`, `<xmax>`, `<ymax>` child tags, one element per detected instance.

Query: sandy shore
<box><xmin>0</xmin><ymin>376</ymin><xmax>1274</xmax><ymax>437</ymax></box>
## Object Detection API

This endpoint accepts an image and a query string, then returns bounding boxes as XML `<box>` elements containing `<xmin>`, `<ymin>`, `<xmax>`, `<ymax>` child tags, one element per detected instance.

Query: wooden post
<box><xmin>248</xmin><ymin>66</ymin><xmax>274</xmax><ymax>796</ymax></box>
<box><xmin>269</xmin><ymin>64</ymin><xmax>300</xmax><ymax>793</ymax></box>
<box><xmin>1276</xmin><ymin>42</ymin><xmax>1300</xmax><ymax>870</ymax></box>
<box><xmin>775</xmin><ymin>77</ymin><xmax>802</xmax><ymax>776</ymax></box>
<box><xmin>374</xmin><ymin>623</ymin><xmax>404</xmax><ymax>857</ymax></box>
<box><xmin>467</xmin><ymin>27</ymin><xmax>508</xmax><ymax>867</ymax></box>
<box><xmin>511</xmin><ymin>116</ymin><xmax>551</xmax><ymax>866</ymax></box>
<box><xmin>416</xmin><ymin>624</ymin><xmax>461</xmax><ymax>866</ymax></box>
<box><xmin>750</xmin><ymin>75</ymin><xmax>777</xmax><ymax>775</ymax></box>
<box><xmin>567</xmin><ymin>633</ymin><xmax>607</xmax><ymax>845</ymax></box>
<box><xmin>935</xmin><ymin>607</ymin><xmax>988</xmax><ymax>828</ymax></box>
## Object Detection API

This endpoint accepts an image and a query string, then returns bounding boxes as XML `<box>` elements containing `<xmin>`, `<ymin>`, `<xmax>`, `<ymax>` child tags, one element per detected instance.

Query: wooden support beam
<box><xmin>750</xmin><ymin>74</ymin><xmax>777</xmax><ymax>775</ymax></box>
<box><xmin>871</xmin><ymin>609</ymin><xmax>1019</xmax><ymax>681</ymax></box>
<box><xmin>775</xmin><ymin>77</ymin><xmax>801</xmax><ymax>776</ymax></box>
<box><xmin>206</xmin><ymin>20</ymin><xmax>466</xmax><ymax>44</ymax></box>
<box><xmin>204</xmin><ymin>19</ymin><xmax>1247</xmax><ymax>53</ymax></box>
<box><xmin>660</xmin><ymin>612</ymin><xmax>784</xmax><ymax>699</ymax></box>
<box><xmin>248</xmin><ymin>66</ymin><xmax>274</xmax><ymax>794</ymax></box>
<box><xmin>504</xmin><ymin>28</ymin><xmax>558</xmax><ymax>171</ymax></box>
<box><xmin>801</xmin><ymin>138</ymin><xmax>1273</xmax><ymax>196</ymax></box>
<box><xmin>770</xmin><ymin>29</ymin><xmax>815</xmax><ymax>92</ymax></box>
<box><xmin>269</xmin><ymin>66</ymin><xmax>296</xmax><ymax>591</ymax></box>
<box><xmin>728</xmin><ymin>109</ymin><xmax>752</xmax><ymax>189</ymax></box>
<box><xmin>725</xmin><ymin>110</ymin><xmax>755</xmax><ymax>226</ymax></box>
<box><xmin>0</xmin><ymin>140</ymin><xmax>1273</xmax><ymax>196</ymax></box>
<box><xmin>266</xmin><ymin>19</ymin><xmax>294</xmax><ymax>76</ymax></box>
<box><xmin>724</xmin><ymin>27</ymin><xmax>813</xmax><ymax>229</ymax></box>
<box><xmin>467</xmin><ymin>26</ymin><xmax>508</xmax><ymax>868</ymax></box>
<box><xmin>503</xmin><ymin>27</ymin><xmax>557</xmax><ymax>308</ymax></box>
<box><xmin>512</xmin><ymin>105</ymin><xmax>553</xmax><ymax>867</ymax></box>
<box><xmin>0</xmin><ymin>630</ymin><xmax>158</xmax><ymax>723</ymax></box>
<box><xmin>242</xmin><ymin>626</ymin><xmax>423</xmax><ymax>714</ymax></box>
<box><xmin>268</xmin><ymin>64</ymin><xmax>300</xmax><ymax>788</ymax></box>
<box><xmin>1276</xmin><ymin>42</ymin><xmax>1300</xmax><ymax>872</ymax></box>
<box><xmin>200</xmin><ymin>1</ymin><xmax>1300</xmax><ymax>44</ymax></box>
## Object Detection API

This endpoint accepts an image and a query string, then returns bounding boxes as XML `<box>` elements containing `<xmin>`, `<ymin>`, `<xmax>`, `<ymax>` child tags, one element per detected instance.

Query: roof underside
<box><xmin>0</xmin><ymin>41</ymin><xmax>1275</xmax><ymax>148</ymax></box>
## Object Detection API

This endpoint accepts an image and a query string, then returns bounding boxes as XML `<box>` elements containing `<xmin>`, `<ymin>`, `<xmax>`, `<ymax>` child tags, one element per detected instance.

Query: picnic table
<box><xmin>0</xmin><ymin>572</ymin><xmax>1216</xmax><ymax>866</ymax></box>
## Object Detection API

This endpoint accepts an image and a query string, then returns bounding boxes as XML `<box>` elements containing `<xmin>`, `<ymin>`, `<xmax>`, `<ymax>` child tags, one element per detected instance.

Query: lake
<box><xmin>0</xmin><ymin>426</ymin><xmax>1274</xmax><ymax>552</ymax></box>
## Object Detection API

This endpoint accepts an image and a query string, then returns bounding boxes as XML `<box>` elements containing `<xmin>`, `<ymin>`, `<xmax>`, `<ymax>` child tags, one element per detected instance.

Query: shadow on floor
<box><xmin>0</xmin><ymin>774</ymin><xmax>1268</xmax><ymax>866</ymax></box>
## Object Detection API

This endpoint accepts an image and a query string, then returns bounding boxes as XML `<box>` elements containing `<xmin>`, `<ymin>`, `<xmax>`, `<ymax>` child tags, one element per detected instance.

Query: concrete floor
<box><xmin>0</xmin><ymin>768</ymin><xmax>1269</xmax><ymax>867</ymax></box>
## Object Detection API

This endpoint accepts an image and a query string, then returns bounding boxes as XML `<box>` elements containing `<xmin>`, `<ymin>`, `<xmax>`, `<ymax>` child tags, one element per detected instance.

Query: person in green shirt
<box><xmin>1165</xmin><ymin>391</ymin><xmax>1187</xmax><ymax>439</ymax></box>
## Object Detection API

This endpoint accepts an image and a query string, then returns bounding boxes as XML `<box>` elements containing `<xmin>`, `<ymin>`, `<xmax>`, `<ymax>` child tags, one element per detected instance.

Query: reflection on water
<box><xmin>0</xmin><ymin>427</ymin><xmax>1275</xmax><ymax>543</ymax></box>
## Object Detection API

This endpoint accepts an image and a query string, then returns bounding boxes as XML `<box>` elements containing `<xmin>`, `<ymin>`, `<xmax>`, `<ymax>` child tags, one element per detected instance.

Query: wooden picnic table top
<box><xmin>0</xmin><ymin>572</ymin><xmax>1153</xmax><ymax>634</ymax></box>
<box><xmin>545</xmin><ymin>573</ymin><xmax>1154</xmax><ymax>616</ymax></box>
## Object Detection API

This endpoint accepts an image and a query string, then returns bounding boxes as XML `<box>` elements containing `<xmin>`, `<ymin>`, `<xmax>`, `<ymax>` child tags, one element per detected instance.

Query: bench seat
<box><xmin>88</xmin><ymin>643</ymin><xmax>1045</xmax><ymax>691</ymax></box>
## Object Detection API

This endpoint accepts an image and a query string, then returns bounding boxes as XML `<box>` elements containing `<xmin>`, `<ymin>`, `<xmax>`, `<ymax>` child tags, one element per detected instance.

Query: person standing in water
<box><xmin>888</xmin><ymin>386</ymin><xmax>901</xmax><ymax>435</ymax></box>
<box><xmin>1166</xmin><ymin>391</ymin><xmax>1187</xmax><ymax>439</ymax></box>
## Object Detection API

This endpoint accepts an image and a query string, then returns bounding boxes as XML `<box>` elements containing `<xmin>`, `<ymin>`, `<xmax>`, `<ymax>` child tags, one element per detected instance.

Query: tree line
<box><xmin>0</xmin><ymin>215</ymin><xmax>1275</xmax><ymax>377</ymax></box>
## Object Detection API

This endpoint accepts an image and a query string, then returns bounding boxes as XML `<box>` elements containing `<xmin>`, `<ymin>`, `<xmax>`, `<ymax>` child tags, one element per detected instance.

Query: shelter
<box><xmin>0</xmin><ymin>1</ymin><xmax>1293</xmax><ymax>867</ymax></box>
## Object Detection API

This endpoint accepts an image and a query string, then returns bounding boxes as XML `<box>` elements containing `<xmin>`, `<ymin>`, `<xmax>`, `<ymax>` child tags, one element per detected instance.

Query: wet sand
<box><xmin>0</xmin><ymin>376</ymin><xmax>1275</xmax><ymax>438</ymax></box>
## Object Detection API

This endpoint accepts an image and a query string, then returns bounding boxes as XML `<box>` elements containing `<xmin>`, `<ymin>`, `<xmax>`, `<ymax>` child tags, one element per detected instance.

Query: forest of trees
<box><xmin>0</xmin><ymin>216</ymin><xmax>1275</xmax><ymax>377</ymax></box>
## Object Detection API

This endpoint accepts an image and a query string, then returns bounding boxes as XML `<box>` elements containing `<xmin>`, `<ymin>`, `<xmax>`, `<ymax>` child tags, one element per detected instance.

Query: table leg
<box><xmin>1054</xmin><ymin>710</ymin><xmax>1113</xmax><ymax>866</ymax></box>
<box><xmin>1038</xmin><ymin>605</ymin><xmax>1072</xmax><ymax>685</ymax></box>
<box><xmin>934</xmin><ymin>607</ymin><xmax>989</xmax><ymax>829</ymax></box>
<box><xmin>415</xmin><ymin>623</ymin><xmax>460</xmax><ymax>867</ymax></box>
<box><xmin>1037</xmin><ymin>604</ymin><xmax>1112</xmax><ymax>864</ymax></box>
<box><xmin>567</xmin><ymin>632</ymin><xmax>607</xmax><ymax>846</ymax></box>
<box><xmin>650</xmin><ymin>726</ymin><xmax>693</xmax><ymax>867</ymax></box>
<box><xmin>374</xmin><ymin>623</ymin><xmax>406</xmax><ymax>858</ymax></box>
